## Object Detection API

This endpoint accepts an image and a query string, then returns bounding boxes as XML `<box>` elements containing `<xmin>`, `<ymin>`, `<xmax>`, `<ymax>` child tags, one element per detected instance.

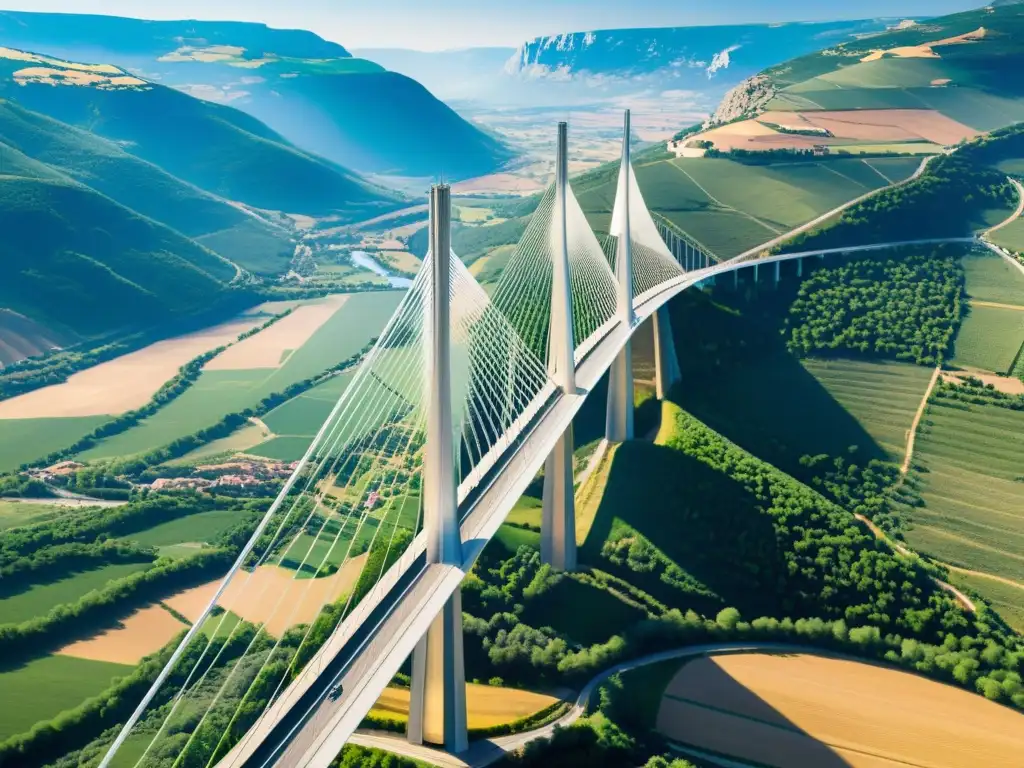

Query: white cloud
<box><xmin>706</xmin><ymin>44</ymin><xmax>740</xmax><ymax>78</ymax></box>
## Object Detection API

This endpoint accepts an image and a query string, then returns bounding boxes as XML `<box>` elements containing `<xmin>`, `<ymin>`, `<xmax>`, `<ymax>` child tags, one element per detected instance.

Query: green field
<box><xmin>0</xmin><ymin>561</ymin><xmax>152</xmax><ymax>625</ymax></box>
<box><xmin>260</xmin><ymin>371</ymin><xmax>358</xmax><ymax>441</ymax></box>
<box><xmin>962</xmin><ymin>250</ymin><xmax>1024</xmax><ymax>305</ymax></box>
<box><xmin>949</xmin><ymin>571</ymin><xmax>1024</xmax><ymax>635</ymax></box>
<box><xmin>801</xmin><ymin>359</ymin><xmax>934</xmax><ymax>460</ymax></box>
<box><xmin>991</xmin><ymin>218</ymin><xmax>1024</xmax><ymax>254</ymax></box>
<box><xmin>576</xmin><ymin>156</ymin><xmax>918</xmax><ymax>258</ymax></box>
<box><xmin>0</xmin><ymin>499</ymin><xmax>65</xmax><ymax>530</ymax></box>
<box><xmin>79</xmin><ymin>292</ymin><xmax>402</xmax><ymax>460</ymax></box>
<box><xmin>0</xmin><ymin>655</ymin><xmax>133</xmax><ymax>740</ymax></box>
<box><xmin>121</xmin><ymin>509</ymin><xmax>244</xmax><ymax>549</ymax></box>
<box><xmin>906</xmin><ymin>400</ymin><xmax>1024</xmax><ymax>584</ymax></box>
<box><xmin>951</xmin><ymin>305</ymin><xmax>1024</xmax><ymax>373</ymax></box>
<box><xmin>0</xmin><ymin>415</ymin><xmax>112</xmax><ymax>472</ymax></box>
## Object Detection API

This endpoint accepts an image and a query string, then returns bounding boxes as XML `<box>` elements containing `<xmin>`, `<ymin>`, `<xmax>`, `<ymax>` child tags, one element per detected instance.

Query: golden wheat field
<box><xmin>657</xmin><ymin>652</ymin><xmax>1024</xmax><ymax>768</ymax></box>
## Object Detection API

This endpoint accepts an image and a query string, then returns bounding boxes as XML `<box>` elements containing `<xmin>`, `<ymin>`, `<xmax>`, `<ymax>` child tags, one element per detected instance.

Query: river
<box><xmin>350</xmin><ymin>251</ymin><xmax>414</xmax><ymax>288</ymax></box>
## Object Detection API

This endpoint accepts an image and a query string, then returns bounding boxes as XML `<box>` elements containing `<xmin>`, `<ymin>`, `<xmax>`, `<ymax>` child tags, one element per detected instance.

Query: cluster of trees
<box><xmin>779</xmin><ymin>152</ymin><xmax>1015</xmax><ymax>252</ymax></box>
<box><xmin>783</xmin><ymin>248</ymin><xmax>965</xmax><ymax>365</ymax></box>
<box><xmin>0</xmin><ymin>495</ymin><xmax>235</xmax><ymax>565</ymax></box>
<box><xmin>655</xmin><ymin>403</ymin><xmax>971</xmax><ymax>641</ymax></box>
<box><xmin>0</xmin><ymin>540</ymin><xmax>153</xmax><ymax>595</ymax></box>
<box><xmin>801</xmin><ymin>451</ymin><xmax>921</xmax><ymax>536</ymax></box>
<box><xmin>934</xmin><ymin>375</ymin><xmax>1024</xmax><ymax>411</ymax></box>
<box><xmin>0</xmin><ymin>473</ymin><xmax>53</xmax><ymax>498</ymax></box>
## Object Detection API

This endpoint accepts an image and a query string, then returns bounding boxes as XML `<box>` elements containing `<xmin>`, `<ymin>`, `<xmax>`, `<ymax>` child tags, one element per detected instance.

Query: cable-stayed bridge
<box><xmin>97</xmin><ymin>114</ymin><xmax>961</xmax><ymax>768</ymax></box>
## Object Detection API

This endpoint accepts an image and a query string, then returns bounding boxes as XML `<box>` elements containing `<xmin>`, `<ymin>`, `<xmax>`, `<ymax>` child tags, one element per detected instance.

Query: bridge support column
<box><xmin>797</xmin><ymin>257</ymin><xmax>803</xmax><ymax>278</ymax></box>
<box><xmin>408</xmin><ymin>183</ymin><xmax>468</xmax><ymax>754</ymax></box>
<box><xmin>541</xmin><ymin>426</ymin><xmax>576</xmax><ymax>570</ymax></box>
<box><xmin>409</xmin><ymin>592</ymin><xmax>468</xmax><ymax>753</ymax></box>
<box><xmin>654</xmin><ymin>306</ymin><xmax>681</xmax><ymax>400</ymax></box>
<box><xmin>607</xmin><ymin>109</ymin><xmax>635</xmax><ymax>444</ymax></box>
<box><xmin>542</xmin><ymin>122</ymin><xmax>578</xmax><ymax>571</ymax></box>
<box><xmin>734</xmin><ymin>269</ymin><xmax>739</xmax><ymax>290</ymax></box>
<box><xmin>774</xmin><ymin>260</ymin><xmax>781</xmax><ymax>286</ymax></box>
<box><xmin>754</xmin><ymin>262</ymin><xmax>759</xmax><ymax>283</ymax></box>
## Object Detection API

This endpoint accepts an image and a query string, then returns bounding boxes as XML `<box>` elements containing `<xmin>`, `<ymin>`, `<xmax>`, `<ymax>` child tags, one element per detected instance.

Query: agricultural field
<box><xmin>0</xmin><ymin>499</ymin><xmax>65</xmax><ymax>530</ymax></box>
<box><xmin>56</xmin><ymin>604</ymin><xmax>186</xmax><ymax>665</ymax></box>
<box><xmin>369</xmin><ymin>682</ymin><xmax>563</xmax><ymax>730</ymax></box>
<box><xmin>119</xmin><ymin>509</ymin><xmax>244</xmax><ymax>551</ymax></box>
<box><xmin>950</xmin><ymin>571</ymin><xmax>1024</xmax><ymax>635</ymax></box>
<box><xmin>801</xmin><ymin>359</ymin><xmax>934</xmax><ymax>460</ymax></box>
<box><xmin>0</xmin><ymin>314</ymin><xmax>261</xmax><ymax>420</ymax></box>
<box><xmin>576</xmin><ymin>156</ymin><xmax>919</xmax><ymax>258</ymax></box>
<box><xmin>0</xmin><ymin>655</ymin><xmax>133</xmax><ymax>740</ymax></box>
<box><xmin>657</xmin><ymin>652</ymin><xmax>1024</xmax><ymax>767</ymax></box>
<box><xmin>962</xmin><ymin>250</ymin><xmax>1024</xmax><ymax>306</ymax></box>
<box><xmin>165</xmin><ymin>554</ymin><xmax>368</xmax><ymax>637</ymax></box>
<box><xmin>0</xmin><ymin>561</ymin><xmax>151</xmax><ymax>625</ymax></box>
<box><xmin>951</xmin><ymin>305</ymin><xmax>1024</xmax><ymax>374</ymax></box>
<box><xmin>905</xmin><ymin>399</ymin><xmax>1024</xmax><ymax>584</ymax></box>
<box><xmin>78</xmin><ymin>292</ymin><xmax>403</xmax><ymax>461</ymax></box>
<box><xmin>0</xmin><ymin>415</ymin><xmax>111</xmax><ymax>472</ymax></box>
<box><xmin>990</xmin><ymin>217</ymin><xmax>1024</xmax><ymax>253</ymax></box>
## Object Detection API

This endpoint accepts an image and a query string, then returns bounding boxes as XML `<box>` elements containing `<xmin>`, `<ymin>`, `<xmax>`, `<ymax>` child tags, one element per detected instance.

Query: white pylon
<box><xmin>408</xmin><ymin>183</ymin><xmax>468</xmax><ymax>754</ymax></box>
<box><xmin>607</xmin><ymin>109</ymin><xmax>635</xmax><ymax>443</ymax></box>
<box><xmin>542</xmin><ymin>122</ymin><xmax>577</xmax><ymax>572</ymax></box>
<box><xmin>653</xmin><ymin>305</ymin><xmax>681</xmax><ymax>400</ymax></box>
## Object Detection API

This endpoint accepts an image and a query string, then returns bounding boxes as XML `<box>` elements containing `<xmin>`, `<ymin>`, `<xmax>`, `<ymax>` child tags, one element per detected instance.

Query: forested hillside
<box><xmin>0</xmin><ymin>176</ymin><xmax>245</xmax><ymax>335</ymax></box>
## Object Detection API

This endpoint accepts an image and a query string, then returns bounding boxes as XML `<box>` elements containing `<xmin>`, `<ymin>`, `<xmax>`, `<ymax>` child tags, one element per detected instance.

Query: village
<box><xmin>27</xmin><ymin>457</ymin><xmax>301</xmax><ymax>496</ymax></box>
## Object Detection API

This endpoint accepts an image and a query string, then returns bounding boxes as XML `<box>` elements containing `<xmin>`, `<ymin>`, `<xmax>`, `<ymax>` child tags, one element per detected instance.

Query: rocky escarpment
<box><xmin>704</xmin><ymin>74</ymin><xmax>776</xmax><ymax>128</ymax></box>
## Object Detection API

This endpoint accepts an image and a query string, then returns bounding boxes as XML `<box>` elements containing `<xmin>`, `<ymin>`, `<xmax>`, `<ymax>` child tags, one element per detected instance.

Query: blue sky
<box><xmin>2</xmin><ymin>0</ymin><xmax>982</xmax><ymax>50</ymax></box>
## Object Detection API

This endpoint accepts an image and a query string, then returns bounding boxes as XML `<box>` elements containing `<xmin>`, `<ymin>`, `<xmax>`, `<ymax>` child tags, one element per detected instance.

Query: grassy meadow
<box><xmin>0</xmin><ymin>655</ymin><xmax>133</xmax><ymax>740</ymax></box>
<box><xmin>950</xmin><ymin>571</ymin><xmax>1024</xmax><ymax>635</ymax></box>
<box><xmin>119</xmin><ymin>509</ymin><xmax>243</xmax><ymax>550</ymax></box>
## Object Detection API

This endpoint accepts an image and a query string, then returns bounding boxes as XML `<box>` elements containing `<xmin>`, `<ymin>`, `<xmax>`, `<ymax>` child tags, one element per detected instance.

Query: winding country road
<box><xmin>349</xmin><ymin>643</ymin><xmax>837</xmax><ymax>768</ymax></box>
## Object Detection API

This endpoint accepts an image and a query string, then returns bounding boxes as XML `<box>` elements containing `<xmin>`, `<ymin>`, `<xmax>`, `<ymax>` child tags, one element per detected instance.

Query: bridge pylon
<box><xmin>542</xmin><ymin>122</ymin><xmax>577</xmax><ymax>571</ymax></box>
<box><xmin>606</xmin><ymin>109</ymin><xmax>635</xmax><ymax>443</ymax></box>
<box><xmin>653</xmin><ymin>305</ymin><xmax>681</xmax><ymax>400</ymax></box>
<box><xmin>408</xmin><ymin>183</ymin><xmax>468</xmax><ymax>754</ymax></box>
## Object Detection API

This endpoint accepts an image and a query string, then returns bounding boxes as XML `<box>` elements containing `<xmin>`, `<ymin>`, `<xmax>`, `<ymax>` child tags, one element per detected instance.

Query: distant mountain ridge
<box><xmin>0</xmin><ymin>10</ymin><xmax>513</xmax><ymax>179</ymax></box>
<box><xmin>506</xmin><ymin>20</ymin><xmax>910</xmax><ymax>84</ymax></box>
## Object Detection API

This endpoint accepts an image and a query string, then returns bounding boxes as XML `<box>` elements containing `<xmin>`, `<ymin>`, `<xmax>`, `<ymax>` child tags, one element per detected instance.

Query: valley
<box><xmin>2</xmin><ymin>3</ymin><xmax>1024</xmax><ymax>768</ymax></box>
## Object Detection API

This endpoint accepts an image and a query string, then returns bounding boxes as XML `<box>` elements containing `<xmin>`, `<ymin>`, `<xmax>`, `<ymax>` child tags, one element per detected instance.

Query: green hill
<box><xmin>239</xmin><ymin>70</ymin><xmax>514</xmax><ymax>178</ymax></box>
<box><xmin>763</xmin><ymin>4</ymin><xmax>1024</xmax><ymax>130</ymax></box>
<box><xmin>0</xmin><ymin>175</ymin><xmax>243</xmax><ymax>335</ymax></box>
<box><xmin>0</xmin><ymin>54</ymin><xmax>404</xmax><ymax>220</ymax></box>
<box><xmin>0</xmin><ymin>11</ymin><xmax>513</xmax><ymax>180</ymax></box>
<box><xmin>0</xmin><ymin>98</ymin><xmax>296</xmax><ymax>274</ymax></box>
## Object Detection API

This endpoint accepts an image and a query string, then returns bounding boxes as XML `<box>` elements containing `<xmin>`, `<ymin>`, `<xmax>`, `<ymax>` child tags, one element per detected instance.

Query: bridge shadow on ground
<box><xmin>657</xmin><ymin>652</ymin><xmax>852</xmax><ymax>767</ymax></box>
<box><xmin>579</xmin><ymin>439</ymin><xmax>788</xmax><ymax>620</ymax></box>
<box><xmin>664</xmin><ymin>283</ymin><xmax>886</xmax><ymax>480</ymax></box>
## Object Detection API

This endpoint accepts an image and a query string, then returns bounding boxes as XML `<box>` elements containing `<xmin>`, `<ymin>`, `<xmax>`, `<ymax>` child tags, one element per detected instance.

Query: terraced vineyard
<box><xmin>575</xmin><ymin>156</ymin><xmax>920</xmax><ymax>257</ymax></box>
<box><xmin>906</xmin><ymin>398</ymin><xmax>1024</xmax><ymax>584</ymax></box>
<box><xmin>802</xmin><ymin>359</ymin><xmax>934</xmax><ymax>460</ymax></box>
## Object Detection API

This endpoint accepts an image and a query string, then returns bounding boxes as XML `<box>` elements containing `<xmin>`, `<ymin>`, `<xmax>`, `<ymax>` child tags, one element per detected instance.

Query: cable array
<box><xmin>97</xmin><ymin>135</ymin><xmax>707</xmax><ymax>768</ymax></box>
<box><xmin>491</xmin><ymin>181</ymin><xmax>618</xmax><ymax>367</ymax></box>
<box><xmin>609</xmin><ymin>161</ymin><xmax>687</xmax><ymax>305</ymax></box>
<box><xmin>98</xmin><ymin>249</ymin><xmax>553</xmax><ymax>768</ymax></box>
